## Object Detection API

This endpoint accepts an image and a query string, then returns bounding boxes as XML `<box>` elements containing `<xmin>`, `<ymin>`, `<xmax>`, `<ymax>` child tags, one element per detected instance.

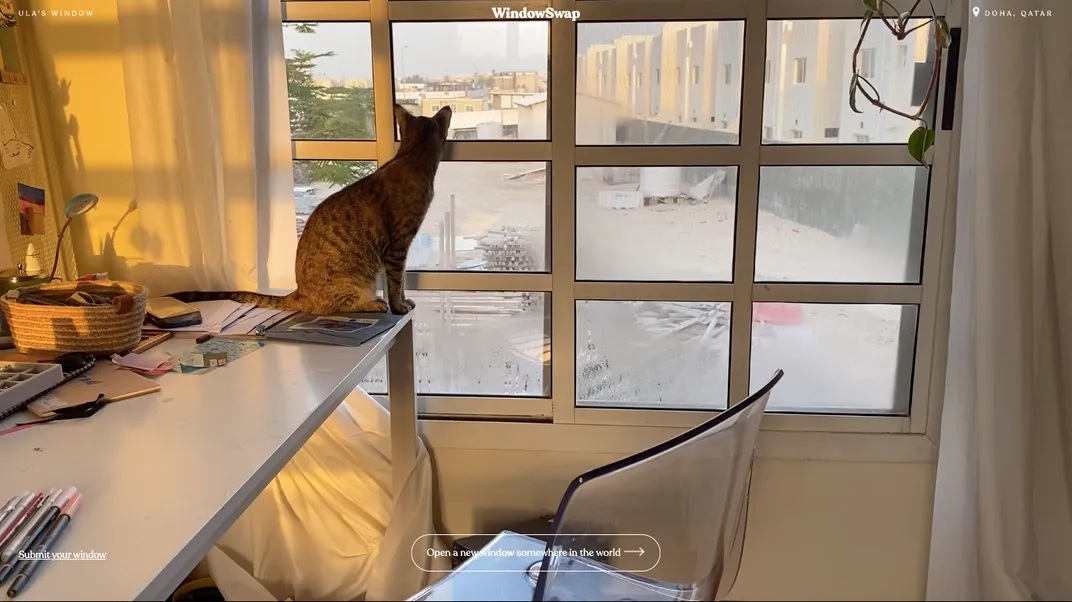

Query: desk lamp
<box><xmin>49</xmin><ymin>193</ymin><xmax>98</xmax><ymax>281</ymax></box>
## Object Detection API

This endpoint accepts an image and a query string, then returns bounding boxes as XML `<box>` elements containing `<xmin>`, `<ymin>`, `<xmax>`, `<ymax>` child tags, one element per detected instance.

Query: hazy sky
<box><xmin>282</xmin><ymin>21</ymin><xmax>670</xmax><ymax>81</ymax></box>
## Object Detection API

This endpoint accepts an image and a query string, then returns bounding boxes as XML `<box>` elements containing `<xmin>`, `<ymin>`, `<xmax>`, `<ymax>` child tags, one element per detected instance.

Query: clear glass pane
<box><xmin>576</xmin><ymin>301</ymin><xmax>731</xmax><ymax>410</ymax></box>
<box><xmin>576</xmin><ymin>21</ymin><xmax>745</xmax><ymax>145</ymax></box>
<box><xmin>283</xmin><ymin>23</ymin><xmax>375</xmax><ymax>140</ymax></box>
<box><xmin>360</xmin><ymin>291</ymin><xmax>550</xmax><ymax>396</ymax></box>
<box><xmin>763</xmin><ymin>20</ymin><xmax>936</xmax><ymax>144</ymax></box>
<box><xmin>392</xmin><ymin>22</ymin><xmax>549</xmax><ymax>140</ymax></box>
<box><xmin>755</xmin><ymin>166</ymin><xmax>928</xmax><ymax>283</ymax></box>
<box><xmin>292</xmin><ymin>160</ymin><xmax>377</xmax><ymax>237</ymax></box>
<box><xmin>750</xmin><ymin>303</ymin><xmax>916</xmax><ymax>414</ymax></box>
<box><xmin>577</xmin><ymin>166</ymin><xmax>737</xmax><ymax>281</ymax></box>
<box><xmin>412</xmin><ymin>162</ymin><xmax>547</xmax><ymax>272</ymax></box>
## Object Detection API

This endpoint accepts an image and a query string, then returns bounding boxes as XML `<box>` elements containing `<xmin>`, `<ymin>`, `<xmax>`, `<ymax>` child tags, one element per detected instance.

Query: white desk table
<box><xmin>0</xmin><ymin>316</ymin><xmax>418</xmax><ymax>601</ymax></box>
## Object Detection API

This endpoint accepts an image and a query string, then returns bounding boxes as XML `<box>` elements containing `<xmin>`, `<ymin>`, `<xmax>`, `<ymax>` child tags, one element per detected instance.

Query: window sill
<box><xmin>417</xmin><ymin>419</ymin><xmax>938</xmax><ymax>464</ymax></box>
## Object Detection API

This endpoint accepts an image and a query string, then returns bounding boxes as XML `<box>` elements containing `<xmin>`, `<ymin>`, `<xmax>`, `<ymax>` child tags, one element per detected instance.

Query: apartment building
<box><xmin>577</xmin><ymin>20</ymin><xmax>933</xmax><ymax>144</ymax></box>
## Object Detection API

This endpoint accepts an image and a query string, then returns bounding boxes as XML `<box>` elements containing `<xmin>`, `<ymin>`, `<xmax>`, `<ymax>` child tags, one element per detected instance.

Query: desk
<box><xmin>0</xmin><ymin>316</ymin><xmax>417</xmax><ymax>601</ymax></box>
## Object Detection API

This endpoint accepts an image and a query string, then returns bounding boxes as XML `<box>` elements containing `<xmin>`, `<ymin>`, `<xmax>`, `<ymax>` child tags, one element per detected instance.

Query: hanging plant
<box><xmin>849</xmin><ymin>0</ymin><xmax>951</xmax><ymax>166</ymax></box>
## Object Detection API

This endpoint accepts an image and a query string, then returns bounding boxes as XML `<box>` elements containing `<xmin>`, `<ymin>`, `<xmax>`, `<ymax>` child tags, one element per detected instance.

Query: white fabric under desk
<box><xmin>206</xmin><ymin>386</ymin><xmax>448</xmax><ymax>601</ymax></box>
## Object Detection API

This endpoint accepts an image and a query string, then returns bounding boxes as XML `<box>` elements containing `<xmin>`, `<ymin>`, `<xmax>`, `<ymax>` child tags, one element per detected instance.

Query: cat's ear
<box><xmin>394</xmin><ymin>103</ymin><xmax>415</xmax><ymax>138</ymax></box>
<box><xmin>432</xmin><ymin>105</ymin><xmax>453</xmax><ymax>135</ymax></box>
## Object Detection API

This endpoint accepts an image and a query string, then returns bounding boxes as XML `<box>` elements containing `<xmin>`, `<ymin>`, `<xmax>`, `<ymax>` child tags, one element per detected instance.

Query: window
<box><xmin>281</xmin><ymin>4</ymin><xmax>954</xmax><ymax>434</ymax></box>
<box><xmin>793</xmin><ymin>57</ymin><xmax>806</xmax><ymax>83</ymax></box>
<box><xmin>896</xmin><ymin>44</ymin><xmax>909</xmax><ymax>67</ymax></box>
<box><xmin>860</xmin><ymin>48</ymin><xmax>877</xmax><ymax>78</ymax></box>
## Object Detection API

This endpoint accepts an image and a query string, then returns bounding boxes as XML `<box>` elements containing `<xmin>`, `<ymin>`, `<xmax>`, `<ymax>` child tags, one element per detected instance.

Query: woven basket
<box><xmin>0</xmin><ymin>280</ymin><xmax>148</xmax><ymax>355</ymax></box>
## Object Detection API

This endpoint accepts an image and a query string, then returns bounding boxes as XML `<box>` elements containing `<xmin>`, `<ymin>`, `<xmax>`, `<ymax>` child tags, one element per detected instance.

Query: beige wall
<box><xmin>424</xmin><ymin>426</ymin><xmax>937</xmax><ymax>601</ymax></box>
<box><xmin>25</xmin><ymin>0</ymin><xmax>141</xmax><ymax>281</ymax></box>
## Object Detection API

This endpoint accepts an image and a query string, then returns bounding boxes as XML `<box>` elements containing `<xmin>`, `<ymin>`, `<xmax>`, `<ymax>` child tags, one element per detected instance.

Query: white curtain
<box><xmin>927</xmin><ymin>0</ymin><xmax>1072</xmax><ymax>599</ymax></box>
<box><xmin>117</xmin><ymin>0</ymin><xmax>297</xmax><ymax>296</ymax></box>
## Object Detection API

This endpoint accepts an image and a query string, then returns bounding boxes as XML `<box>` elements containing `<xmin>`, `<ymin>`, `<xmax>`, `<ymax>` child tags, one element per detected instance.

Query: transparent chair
<box><xmin>409</xmin><ymin>369</ymin><xmax>784</xmax><ymax>602</ymax></box>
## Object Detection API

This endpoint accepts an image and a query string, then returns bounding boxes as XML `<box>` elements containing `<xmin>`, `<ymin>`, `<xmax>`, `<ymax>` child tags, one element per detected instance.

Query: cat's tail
<box><xmin>167</xmin><ymin>290</ymin><xmax>300</xmax><ymax>310</ymax></box>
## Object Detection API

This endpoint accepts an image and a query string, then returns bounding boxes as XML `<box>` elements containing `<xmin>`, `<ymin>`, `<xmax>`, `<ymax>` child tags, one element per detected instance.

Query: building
<box><xmin>421</xmin><ymin>97</ymin><xmax>485</xmax><ymax>117</ymax></box>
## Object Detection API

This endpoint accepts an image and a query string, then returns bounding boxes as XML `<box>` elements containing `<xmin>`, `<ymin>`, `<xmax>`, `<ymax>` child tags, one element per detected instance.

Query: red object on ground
<box><xmin>753</xmin><ymin>303</ymin><xmax>804</xmax><ymax>325</ymax></box>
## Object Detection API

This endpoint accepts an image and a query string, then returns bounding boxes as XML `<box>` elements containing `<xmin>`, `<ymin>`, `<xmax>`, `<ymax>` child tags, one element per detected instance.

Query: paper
<box><xmin>0</xmin><ymin>105</ymin><xmax>33</xmax><ymax>169</ymax></box>
<box><xmin>112</xmin><ymin>351</ymin><xmax>173</xmax><ymax>376</ymax></box>
<box><xmin>171</xmin><ymin>338</ymin><xmax>264</xmax><ymax>374</ymax></box>
<box><xmin>288</xmin><ymin>316</ymin><xmax>378</xmax><ymax>334</ymax></box>
<box><xmin>26</xmin><ymin>362</ymin><xmax>161</xmax><ymax>417</ymax></box>
<box><xmin>221</xmin><ymin>307</ymin><xmax>277</xmax><ymax>336</ymax></box>
<box><xmin>144</xmin><ymin>300</ymin><xmax>256</xmax><ymax>334</ymax></box>
<box><xmin>16</xmin><ymin>183</ymin><xmax>44</xmax><ymax>235</ymax></box>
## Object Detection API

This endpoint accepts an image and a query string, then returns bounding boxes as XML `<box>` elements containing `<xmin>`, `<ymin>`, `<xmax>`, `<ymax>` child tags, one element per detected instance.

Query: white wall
<box><xmin>421</xmin><ymin>422</ymin><xmax>937</xmax><ymax>601</ymax></box>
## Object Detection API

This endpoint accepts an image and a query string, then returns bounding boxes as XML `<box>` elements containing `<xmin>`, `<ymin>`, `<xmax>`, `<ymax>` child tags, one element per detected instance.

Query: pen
<box><xmin>0</xmin><ymin>494</ymin><xmax>38</xmax><ymax>551</ymax></box>
<box><xmin>1</xmin><ymin>489</ymin><xmax>65</xmax><ymax>565</ymax></box>
<box><xmin>7</xmin><ymin>493</ymin><xmax>83</xmax><ymax>598</ymax></box>
<box><xmin>0</xmin><ymin>494</ymin><xmax>25</xmax><ymax>526</ymax></box>
<box><xmin>0</xmin><ymin>492</ymin><xmax>54</xmax><ymax>560</ymax></box>
<box><xmin>196</xmin><ymin>333</ymin><xmax>214</xmax><ymax>344</ymax></box>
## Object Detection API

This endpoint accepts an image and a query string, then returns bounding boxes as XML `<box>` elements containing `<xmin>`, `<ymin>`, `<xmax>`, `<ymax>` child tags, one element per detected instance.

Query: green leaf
<box><xmin>861</xmin><ymin>0</ymin><xmax>879</xmax><ymax>11</ymax></box>
<box><xmin>936</xmin><ymin>17</ymin><xmax>951</xmax><ymax>48</ymax></box>
<box><xmin>848</xmin><ymin>74</ymin><xmax>862</xmax><ymax>113</ymax></box>
<box><xmin>907</xmin><ymin>126</ymin><xmax>935</xmax><ymax>166</ymax></box>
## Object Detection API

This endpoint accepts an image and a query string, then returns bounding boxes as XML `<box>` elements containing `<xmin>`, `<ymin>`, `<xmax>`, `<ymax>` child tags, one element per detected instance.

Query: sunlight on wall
<box><xmin>26</xmin><ymin>0</ymin><xmax>143</xmax><ymax>281</ymax></box>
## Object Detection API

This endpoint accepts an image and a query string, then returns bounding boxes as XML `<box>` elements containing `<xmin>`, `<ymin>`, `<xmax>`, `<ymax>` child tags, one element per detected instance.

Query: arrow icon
<box><xmin>624</xmin><ymin>548</ymin><xmax>645</xmax><ymax>556</ymax></box>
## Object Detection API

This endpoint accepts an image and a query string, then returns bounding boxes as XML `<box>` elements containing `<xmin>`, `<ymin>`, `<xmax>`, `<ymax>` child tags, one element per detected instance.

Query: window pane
<box><xmin>392</xmin><ymin>22</ymin><xmax>549</xmax><ymax>140</ymax></box>
<box><xmin>577</xmin><ymin>166</ymin><xmax>737</xmax><ymax>281</ymax></box>
<box><xmin>764</xmin><ymin>20</ymin><xmax>936</xmax><ymax>144</ymax></box>
<box><xmin>576</xmin><ymin>21</ymin><xmax>745</xmax><ymax>145</ymax></box>
<box><xmin>283</xmin><ymin>23</ymin><xmax>375</xmax><ymax>140</ymax></box>
<box><xmin>412</xmin><ymin>162</ymin><xmax>547</xmax><ymax>272</ymax></box>
<box><xmin>750</xmin><ymin>303</ymin><xmax>916</xmax><ymax>414</ymax></box>
<box><xmin>755</xmin><ymin>166</ymin><xmax>927</xmax><ymax>283</ymax></box>
<box><xmin>292</xmin><ymin>160</ymin><xmax>377</xmax><ymax>237</ymax></box>
<box><xmin>576</xmin><ymin>301</ymin><xmax>731</xmax><ymax>410</ymax></box>
<box><xmin>359</xmin><ymin>291</ymin><xmax>550</xmax><ymax>396</ymax></box>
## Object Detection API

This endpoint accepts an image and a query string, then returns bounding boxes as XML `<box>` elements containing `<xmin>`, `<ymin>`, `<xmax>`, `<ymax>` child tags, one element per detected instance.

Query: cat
<box><xmin>170</xmin><ymin>104</ymin><xmax>451</xmax><ymax>315</ymax></box>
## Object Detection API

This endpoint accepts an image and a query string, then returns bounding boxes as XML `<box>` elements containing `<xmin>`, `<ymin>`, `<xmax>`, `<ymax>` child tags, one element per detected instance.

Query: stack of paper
<box><xmin>143</xmin><ymin>300</ymin><xmax>297</xmax><ymax>336</ymax></box>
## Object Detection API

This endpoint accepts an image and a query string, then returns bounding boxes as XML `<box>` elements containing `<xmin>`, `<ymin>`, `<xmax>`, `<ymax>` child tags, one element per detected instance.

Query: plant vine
<box><xmin>850</xmin><ymin>0</ymin><xmax>951</xmax><ymax>166</ymax></box>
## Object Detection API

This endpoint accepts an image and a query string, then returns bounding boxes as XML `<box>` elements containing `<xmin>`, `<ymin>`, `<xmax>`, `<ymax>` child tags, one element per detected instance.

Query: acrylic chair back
<box><xmin>532</xmin><ymin>370</ymin><xmax>784</xmax><ymax>601</ymax></box>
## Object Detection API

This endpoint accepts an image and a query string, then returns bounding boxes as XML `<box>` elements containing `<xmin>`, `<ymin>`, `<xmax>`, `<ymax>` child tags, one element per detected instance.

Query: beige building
<box><xmin>421</xmin><ymin>97</ymin><xmax>485</xmax><ymax>117</ymax></box>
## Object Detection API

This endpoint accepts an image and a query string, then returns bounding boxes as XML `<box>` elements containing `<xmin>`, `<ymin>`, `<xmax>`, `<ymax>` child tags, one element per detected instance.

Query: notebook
<box><xmin>262</xmin><ymin>312</ymin><xmax>401</xmax><ymax>347</ymax></box>
<box><xmin>0</xmin><ymin>355</ymin><xmax>96</xmax><ymax>421</ymax></box>
<box><xmin>27</xmin><ymin>362</ymin><xmax>161</xmax><ymax>418</ymax></box>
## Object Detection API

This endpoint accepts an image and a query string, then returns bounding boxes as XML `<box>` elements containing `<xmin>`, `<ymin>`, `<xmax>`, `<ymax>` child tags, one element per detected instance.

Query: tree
<box><xmin>285</xmin><ymin>24</ymin><xmax>377</xmax><ymax>188</ymax></box>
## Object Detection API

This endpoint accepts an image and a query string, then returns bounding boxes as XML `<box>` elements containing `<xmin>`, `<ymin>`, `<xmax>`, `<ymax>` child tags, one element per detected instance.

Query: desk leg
<box><xmin>388</xmin><ymin>319</ymin><xmax>419</xmax><ymax>498</ymax></box>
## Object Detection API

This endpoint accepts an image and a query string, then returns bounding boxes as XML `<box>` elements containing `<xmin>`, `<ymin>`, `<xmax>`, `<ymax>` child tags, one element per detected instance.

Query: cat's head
<box><xmin>394</xmin><ymin>103</ymin><xmax>452</xmax><ymax>153</ymax></box>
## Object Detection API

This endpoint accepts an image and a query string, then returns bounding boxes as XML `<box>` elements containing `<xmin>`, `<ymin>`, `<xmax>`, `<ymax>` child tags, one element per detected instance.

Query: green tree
<box><xmin>285</xmin><ymin>24</ymin><xmax>377</xmax><ymax>188</ymax></box>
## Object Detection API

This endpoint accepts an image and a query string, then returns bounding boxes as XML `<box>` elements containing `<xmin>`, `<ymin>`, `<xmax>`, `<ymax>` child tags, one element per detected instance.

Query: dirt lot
<box><xmin>302</xmin><ymin>162</ymin><xmax>913</xmax><ymax>413</ymax></box>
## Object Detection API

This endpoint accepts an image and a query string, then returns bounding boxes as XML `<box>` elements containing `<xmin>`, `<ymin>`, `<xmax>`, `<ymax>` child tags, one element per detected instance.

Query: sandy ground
<box><xmin>299</xmin><ymin>163</ymin><xmax>915</xmax><ymax>413</ymax></box>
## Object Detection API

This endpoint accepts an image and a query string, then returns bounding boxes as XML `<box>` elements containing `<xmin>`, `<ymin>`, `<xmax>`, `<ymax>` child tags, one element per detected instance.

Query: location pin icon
<box><xmin>972</xmin><ymin>6</ymin><xmax>980</xmax><ymax>16</ymax></box>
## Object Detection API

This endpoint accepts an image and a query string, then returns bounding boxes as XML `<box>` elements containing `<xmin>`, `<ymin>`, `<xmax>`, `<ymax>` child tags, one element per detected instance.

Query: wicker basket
<box><xmin>0</xmin><ymin>281</ymin><xmax>148</xmax><ymax>355</ymax></box>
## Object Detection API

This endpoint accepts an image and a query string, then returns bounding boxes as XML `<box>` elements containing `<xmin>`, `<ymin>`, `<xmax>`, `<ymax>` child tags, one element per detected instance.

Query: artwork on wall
<box><xmin>0</xmin><ymin>0</ymin><xmax>14</xmax><ymax>28</ymax></box>
<box><xmin>17</xmin><ymin>182</ymin><xmax>44</xmax><ymax>235</ymax></box>
<box><xmin>0</xmin><ymin>104</ymin><xmax>32</xmax><ymax>168</ymax></box>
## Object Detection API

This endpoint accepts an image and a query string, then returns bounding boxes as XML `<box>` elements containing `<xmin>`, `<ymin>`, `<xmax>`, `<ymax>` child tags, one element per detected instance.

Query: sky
<box><xmin>282</xmin><ymin>21</ymin><xmax>674</xmax><ymax>81</ymax></box>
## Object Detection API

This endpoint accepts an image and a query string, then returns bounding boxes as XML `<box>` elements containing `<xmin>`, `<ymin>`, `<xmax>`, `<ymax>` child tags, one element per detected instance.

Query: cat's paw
<box><xmin>362</xmin><ymin>298</ymin><xmax>389</xmax><ymax>313</ymax></box>
<box><xmin>404</xmin><ymin>298</ymin><xmax>416</xmax><ymax>310</ymax></box>
<box><xmin>390</xmin><ymin>303</ymin><xmax>411</xmax><ymax>315</ymax></box>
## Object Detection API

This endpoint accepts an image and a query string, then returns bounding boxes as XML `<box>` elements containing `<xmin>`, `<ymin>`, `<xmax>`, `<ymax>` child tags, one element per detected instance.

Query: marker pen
<box><xmin>0</xmin><ymin>494</ymin><xmax>24</xmax><ymax>526</ymax></box>
<box><xmin>7</xmin><ymin>493</ymin><xmax>84</xmax><ymax>598</ymax></box>
<box><xmin>0</xmin><ymin>489</ymin><xmax>62</xmax><ymax>564</ymax></box>
<box><xmin>0</xmin><ymin>494</ymin><xmax>38</xmax><ymax>551</ymax></box>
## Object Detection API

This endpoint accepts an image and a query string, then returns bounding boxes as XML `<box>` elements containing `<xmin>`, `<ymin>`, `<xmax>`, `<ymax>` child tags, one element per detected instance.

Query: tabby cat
<box><xmin>171</xmin><ymin>104</ymin><xmax>452</xmax><ymax>315</ymax></box>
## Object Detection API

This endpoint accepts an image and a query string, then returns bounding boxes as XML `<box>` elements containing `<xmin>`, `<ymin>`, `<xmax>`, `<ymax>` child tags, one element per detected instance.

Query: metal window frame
<box><xmin>281</xmin><ymin>0</ymin><xmax>959</xmax><ymax>437</ymax></box>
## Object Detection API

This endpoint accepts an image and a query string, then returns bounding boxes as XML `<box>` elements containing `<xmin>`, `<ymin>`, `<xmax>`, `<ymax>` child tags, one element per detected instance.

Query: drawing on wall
<box><xmin>17</xmin><ymin>182</ymin><xmax>44</xmax><ymax>235</ymax></box>
<box><xmin>0</xmin><ymin>105</ymin><xmax>32</xmax><ymax>169</ymax></box>
<box><xmin>0</xmin><ymin>0</ymin><xmax>15</xmax><ymax>28</ymax></box>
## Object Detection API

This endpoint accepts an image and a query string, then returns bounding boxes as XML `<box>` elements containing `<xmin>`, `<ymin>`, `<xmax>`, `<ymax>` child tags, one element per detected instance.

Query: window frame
<box><xmin>280</xmin><ymin>0</ymin><xmax>960</xmax><ymax>443</ymax></box>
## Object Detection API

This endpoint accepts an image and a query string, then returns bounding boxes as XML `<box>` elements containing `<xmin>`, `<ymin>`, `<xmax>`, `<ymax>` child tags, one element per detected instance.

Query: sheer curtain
<box><xmin>927</xmin><ymin>0</ymin><xmax>1072</xmax><ymax>599</ymax></box>
<box><xmin>116</xmin><ymin>0</ymin><xmax>297</xmax><ymax>295</ymax></box>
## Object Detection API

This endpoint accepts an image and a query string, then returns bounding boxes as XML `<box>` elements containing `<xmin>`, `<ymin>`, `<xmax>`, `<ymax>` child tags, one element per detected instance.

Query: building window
<box><xmin>282</xmin><ymin>13</ymin><xmax>955</xmax><ymax>438</ymax></box>
<box><xmin>896</xmin><ymin>44</ymin><xmax>909</xmax><ymax>68</ymax></box>
<box><xmin>793</xmin><ymin>57</ymin><xmax>807</xmax><ymax>83</ymax></box>
<box><xmin>860</xmin><ymin>48</ymin><xmax>877</xmax><ymax>78</ymax></box>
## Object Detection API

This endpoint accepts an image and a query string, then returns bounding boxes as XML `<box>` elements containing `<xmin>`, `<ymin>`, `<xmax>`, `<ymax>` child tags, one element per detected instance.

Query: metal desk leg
<box><xmin>388</xmin><ymin>319</ymin><xmax>419</xmax><ymax>498</ymax></box>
